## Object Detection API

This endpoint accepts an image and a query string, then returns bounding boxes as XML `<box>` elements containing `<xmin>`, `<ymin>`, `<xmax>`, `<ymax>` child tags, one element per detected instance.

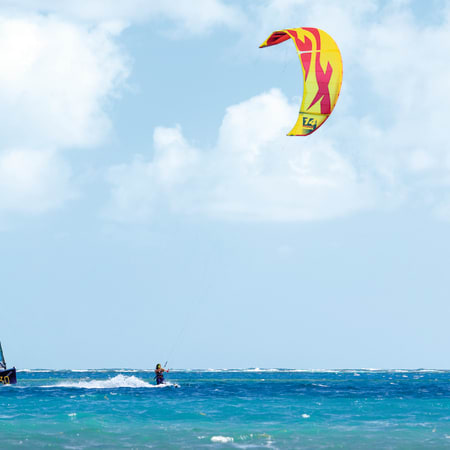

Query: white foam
<box><xmin>302</xmin><ymin>414</ymin><xmax>310</xmax><ymax>418</ymax></box>
<box><xmin>42</xmin><ymin>375</ymin><xmax>176</xmax><ymax>389</ymax></box>
<box><xmin>211</xmin><ymin>436</ymin><xmax>234</xmax><ymax>443</ymax></box>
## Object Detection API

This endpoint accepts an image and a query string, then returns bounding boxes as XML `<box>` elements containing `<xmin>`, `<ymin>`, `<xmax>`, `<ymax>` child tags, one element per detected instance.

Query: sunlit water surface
<box><xmin>0</xmin><ymin>369</ymin><xmax>449</xmax><ymax>448</ymax></box>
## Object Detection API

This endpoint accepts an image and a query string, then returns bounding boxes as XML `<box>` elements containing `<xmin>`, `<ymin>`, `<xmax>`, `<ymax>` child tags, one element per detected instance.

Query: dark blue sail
<box><xmin>0</xmin><ymin>341</ymin><xmax>6</xmax><ymax>370</ymax></box>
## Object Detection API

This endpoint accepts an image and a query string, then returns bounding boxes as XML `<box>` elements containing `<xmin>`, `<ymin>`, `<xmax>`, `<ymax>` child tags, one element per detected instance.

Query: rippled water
<box><xmin>0</xmin><ymin>369</ymin><xmax>449</xmax><ymax>448</ymax></box>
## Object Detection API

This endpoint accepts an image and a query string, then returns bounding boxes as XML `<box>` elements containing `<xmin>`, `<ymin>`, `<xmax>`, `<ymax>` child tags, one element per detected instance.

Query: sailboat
<box><xmin>0</xmin><ymin>341</ymin><xmax>16</xmax><ymax>385</ymax></box>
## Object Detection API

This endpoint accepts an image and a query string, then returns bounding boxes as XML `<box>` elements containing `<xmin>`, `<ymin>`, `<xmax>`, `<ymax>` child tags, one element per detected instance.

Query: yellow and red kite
<box><xmin>260</xmin><ymin>28</ymin><xmax>343</xmax><ymax>136</ymax></box>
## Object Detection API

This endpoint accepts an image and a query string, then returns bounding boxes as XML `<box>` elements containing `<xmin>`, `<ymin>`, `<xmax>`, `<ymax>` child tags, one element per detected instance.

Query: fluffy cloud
<box><xmin>236</xmin><ymin>0</ymin><xmax>377</xmax><ymax>63</ymax></box>
<box><xmin>2</xmin><ymin>0</ymin><xmax>245</xmax><ymax>33</ymax></box>
<box><xmin>105</xmin><ymin>125</ymin><xmax>201</xmax><ymax>223</ymax></box>
<box><xmin>360</xmin><ymin>7</ymin><xmax>450</xmax><ymax>156</ymax></box>
<box><xmin>104</xmin><ymin>0</ymin><xmax>450</xmax><ymax>223</ymax></box>
<box><xmin>349</xmin><ymin>4</ymin><xmax>450</xmax><ymax>216</ymax></box>
<box><xmin>3</xmin><ymin>0</ymin><xmax>450</xmax><ymax>221</ymax></box>
<box><xmin>250</xmin><ymin>0</ymin><xmax>450</xmax><ymax>219</ymax></box>
<box><xmin>105</xmin><ymin>89</ymin><xmax>377</xmax><ymax>222</ymax></box>
<box><xmin>0</xmin><ymin>0</ymin><xmax>243</xmax><ymax>217</ymax></box>
<box><xmin>0</xmin><ymin>13</ymin><xmax>128</xmax><ymax>214</ymax></box>
<box><xmin>0</xmin><ymin>15</ymin><xmax>128</xmax><ymax>149</ymax></box>
<box><xmin>0</xmin><ymin>149</ymin><xmax>73</xmax><ymax>214</ymax></box>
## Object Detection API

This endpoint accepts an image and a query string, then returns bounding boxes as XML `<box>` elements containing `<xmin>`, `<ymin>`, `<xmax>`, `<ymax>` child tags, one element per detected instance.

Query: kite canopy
<box><xmin>260</xmin><ymin>28</ymin><xmax>343</xmax><ymax>136</ymax></box>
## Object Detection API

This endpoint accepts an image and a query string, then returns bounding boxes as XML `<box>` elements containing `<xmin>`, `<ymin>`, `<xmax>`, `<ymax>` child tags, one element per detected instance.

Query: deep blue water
<box><xmin>0</xmin><ymin>369</ymin><xmax>449</xmax><ymax>448</ymax></box>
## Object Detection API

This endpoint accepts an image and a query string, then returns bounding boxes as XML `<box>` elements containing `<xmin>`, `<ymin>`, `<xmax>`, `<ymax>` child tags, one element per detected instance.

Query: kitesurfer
<box><xmin>155</xmin><ymin>363</ymin><xmax>169</xmax><ymax>385</ymax></box>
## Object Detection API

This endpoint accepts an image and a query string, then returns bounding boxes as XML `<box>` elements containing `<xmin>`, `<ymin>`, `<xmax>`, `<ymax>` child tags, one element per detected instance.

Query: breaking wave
<box><xmin>42</xmin><ymin>375</ymin><xmax>177</xmax><ymax>389</ymax></box>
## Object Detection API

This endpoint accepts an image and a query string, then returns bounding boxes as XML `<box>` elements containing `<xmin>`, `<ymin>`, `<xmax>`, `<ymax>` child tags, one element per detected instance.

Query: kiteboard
<box><xmin>159</xmin><ymin>382</ymin><xmax>180</xmax><ymax>389</ymax></box>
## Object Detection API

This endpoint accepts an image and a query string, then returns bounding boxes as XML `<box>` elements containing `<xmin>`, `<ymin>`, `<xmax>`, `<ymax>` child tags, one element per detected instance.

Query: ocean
<box><xmin>0</xmin><ymin>369</ymin><xmax>449</xmax><ymax>448</ymax></box>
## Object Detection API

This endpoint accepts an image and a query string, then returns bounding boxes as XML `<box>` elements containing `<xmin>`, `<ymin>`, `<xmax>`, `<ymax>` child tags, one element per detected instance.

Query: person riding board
<box><xmin>155</xmin><ymin>363</ymin><xmax>169</xmax><ymax>385</ymax></box>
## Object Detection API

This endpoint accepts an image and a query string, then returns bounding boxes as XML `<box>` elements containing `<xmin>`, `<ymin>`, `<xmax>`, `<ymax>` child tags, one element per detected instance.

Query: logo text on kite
<box><xmin>303</xmin><ymin>116</ymin><xmax>317</xmax><ymax>131</ymax></box>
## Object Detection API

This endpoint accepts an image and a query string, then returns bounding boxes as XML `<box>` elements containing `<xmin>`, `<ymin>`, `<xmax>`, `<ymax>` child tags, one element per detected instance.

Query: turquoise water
<box><xmin>0</xmin><ymin>369</ymin><xmax>449</xmax><ymax>448</ymax></box>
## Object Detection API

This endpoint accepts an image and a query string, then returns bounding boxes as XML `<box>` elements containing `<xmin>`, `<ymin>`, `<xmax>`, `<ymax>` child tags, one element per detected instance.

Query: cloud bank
<box><xmin>2</xmin><ymin>0</ymin><xmax>450</xmax><ymax>222</ymax></box>
<box><xmin>105</xmin><ymin>89</ymin><xmax>377</xmax><ymax>222</ymax></box>
<box><xmin>0</xmin><ymin>13</ymin><xmax>128</xmax><ymax>215</ymax></box>
<box><xmin>0</xmin><ymin>149</ymin><xmax>72</xmax><ymax>214</ymax></box>
<box><xmin>104</xmin><ymin>0</ymin><xmax>450</xmax><ymax>223</ymax></box>
<box><xmin>2</xmin><ymin>0</ymin><xmax>245</xmax><ymax>33</ymax></box>
<box><xmin>0</xmin><ymin>0</ymin><xmax>244</xmax><ymax>217</ymax></box>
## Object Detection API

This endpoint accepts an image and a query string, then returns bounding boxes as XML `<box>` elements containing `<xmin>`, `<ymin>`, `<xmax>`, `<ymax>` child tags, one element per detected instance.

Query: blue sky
<box><xmin>1</xmin><ymin>0</ymin><xmax>449</xmax><ymax>369</ymax></box>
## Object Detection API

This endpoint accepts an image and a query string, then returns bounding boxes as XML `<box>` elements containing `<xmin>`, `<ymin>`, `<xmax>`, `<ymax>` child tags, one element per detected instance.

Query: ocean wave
<box><xmin>41</xmin><ymin>375</ymin><xmax>178</xmax><ymax>389</ymax></box>
<box><xmin>16</xmin><ymin>368</ymin><xmax>450</xmax><ymax>374</ymax></box>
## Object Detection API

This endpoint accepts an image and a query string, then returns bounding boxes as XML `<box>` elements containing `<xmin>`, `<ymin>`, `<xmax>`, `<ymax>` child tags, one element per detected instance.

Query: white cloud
<box><xmin>0</xmin><ymin>0</ymin><xmax>242</xmax><ymax>217</ymax></box>
<box><xmin>236</xmin><ymin>0</ymin><xmax>377</xmax><ymax>63</ymax></box>
<box><xmin>0</xmin><ymin>149</ymin><xmax>73</xmax><ymax>214</ymax></box>
<box><xmin>105</xmin><ymin>125</ymin><xmax>200</xmax><ymax>223</ymax></box>
<box><xmin>0</xmin><ymin>13</ymin><xmax>128</xmax><ymax>214</ymax></box>
<box><xmin>1</xmin><ymin>0</ymin><xmax>245</xmax><ymax>34</ymax></box>
<box><xmin>252</xmin><ymin>0</ymin><xmax>450</xmax><ymax>220</ymax></box>
<box><xmin>105</xmin><ymin>89</ymin><xmax>377</xmax><ymax>223</ymax></box>
<box><xmin>0</xmin><ymin>15</ymin><xmax>128</xmax><ymax>149</ymax></box>
<box><xmin>104</xmin><ymin>0</ymin><xmax>450</xmax><ymax>223</ymax></box>
<box><xmin>2</xmin><ymin>0</ymin><xmax>449</xmax><ymax>221</ymax></box>
<box><xmin>360</xmin><ymin>8</ymin><xmax>450</xmax><ymax>153</ymax></box>
<box><xmin>345</xmin><ymin>5</ymin><xmax>450</xmax><ymax>219</ymax></box>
